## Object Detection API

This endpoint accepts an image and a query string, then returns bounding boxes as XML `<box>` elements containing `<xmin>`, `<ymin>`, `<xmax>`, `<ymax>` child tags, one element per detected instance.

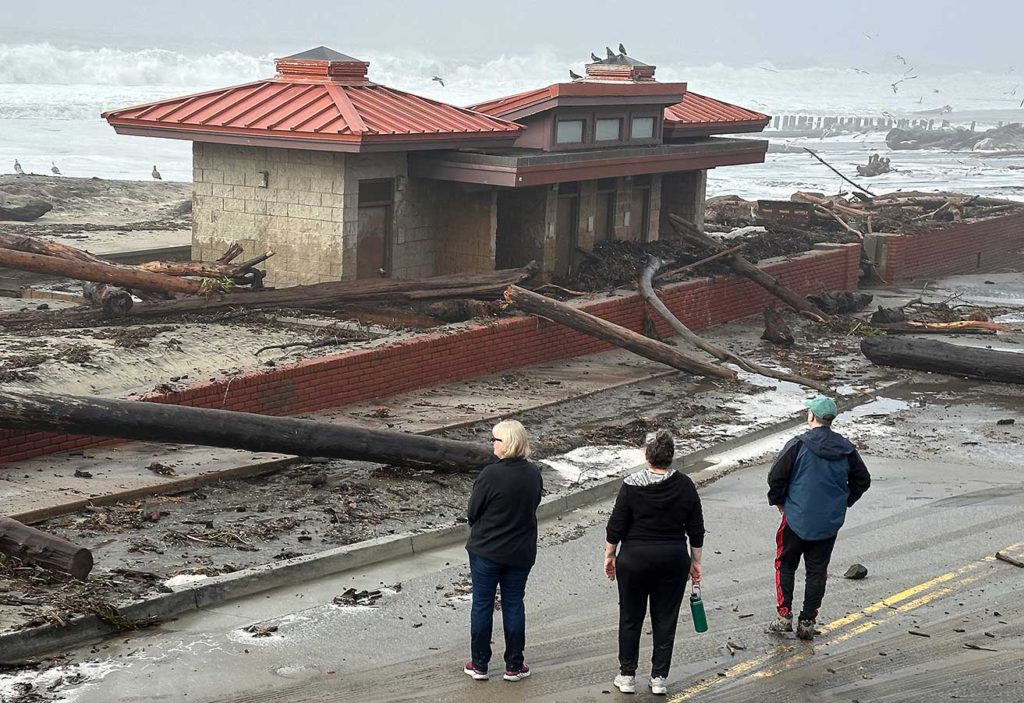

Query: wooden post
<box><xmin>504</xmin><ymin>285</ymin><xmax>737</xmax><ymax>381</ymax></box>
<box><xmin>0</xmin><ymin>517</ymin><xmax>93</xmax><ymax>580</ymax></box>
<box><xmin>0</xmin><ymin>389</ymin><xmax>496</xmax><ymax>472</ymax></box>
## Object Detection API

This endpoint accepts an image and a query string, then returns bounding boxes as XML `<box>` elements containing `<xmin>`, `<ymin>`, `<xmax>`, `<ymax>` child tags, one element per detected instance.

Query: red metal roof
<box><xmin>663</xmin><ymin>92</ymin><xmax>770</xmax><ymax>133</ymax></box>
<box><xmin>473</xmin><ymin>85</ymin><xmax>769</xmax><ymax>135</ymax></box>
<box><xmin>103</xmin><ymin>50</ymin><xmax>520</xmax><ymax>150</ymax></box>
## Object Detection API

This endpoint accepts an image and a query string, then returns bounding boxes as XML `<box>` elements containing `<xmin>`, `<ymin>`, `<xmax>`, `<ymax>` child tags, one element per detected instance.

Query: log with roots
<box><xmin>667</xmin><ymin>214</ymin><xmax>832</xmax><ymax>322</ymax></box>
<box><xmin>640</xmin><ymin>257</ymin><xmax>830</xmax><ymax>392</ymax></box>
<box><xmin>504</xmin><ymin>285</ymin><xmax>737</xmax><ymax>381</ymax></box>
<box><xmin>0</xmin><ymin>517</ymin><xmax>93</xmax><ymax>579</ymax></box>
<box><xmin>860</xmin><ymin>337</ymin><xmax>1024</xmax><ymax>384</ymax></box>
<box><xmin>0</xmin><ymin>247</ymin><xmax>210</xmax><ymax>296</ymax></box>
<box><xmin>83</xmin><ymin>282</ymin><xmax>133</xmax><ymax>316</ymax></box>
<box><xmin>0</xmin><ymin>389</ymin><xmax>495</xmax><ymax>472</ymax></box>
<box><xmin>761</xmin><ymin>307</ymin><xmax>795</xmax><ymax>346</ymax></box>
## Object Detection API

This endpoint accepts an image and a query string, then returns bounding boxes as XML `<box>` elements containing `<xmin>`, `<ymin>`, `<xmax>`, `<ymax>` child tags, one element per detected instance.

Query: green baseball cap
<box><xmin>803</xmin><ymin>395</ymin><xmax>838</xmax><ymax>418</ymax></box>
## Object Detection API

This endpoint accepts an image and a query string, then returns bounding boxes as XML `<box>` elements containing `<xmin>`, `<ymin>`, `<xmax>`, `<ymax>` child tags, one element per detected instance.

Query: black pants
<box><xmin>616</xmin><ymin>542</ymin><xmax>689</xmax><ymax>678</ymax></box>
<box><xmin>774</xmin><ymin>517</ymin><xmax>837</xmax><ymax>622</ymax></box>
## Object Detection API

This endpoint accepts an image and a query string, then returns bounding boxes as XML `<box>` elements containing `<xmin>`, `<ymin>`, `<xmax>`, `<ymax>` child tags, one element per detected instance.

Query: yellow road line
<box><xmin>668</xmin><ymin>542</ymin><xmax>1024</xmax><ymax>701</ymax></box>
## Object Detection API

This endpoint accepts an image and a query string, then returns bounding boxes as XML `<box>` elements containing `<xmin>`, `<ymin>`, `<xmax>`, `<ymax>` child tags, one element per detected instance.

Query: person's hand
<box><xmin>604</xmin><ymin>555</ymin><xmax>616</xmax><ymax>581</ymax></box>
<box><xmin>689</xmin><ymin>562</ymin><xmax>703</xmax><ymax>584</ymax></box>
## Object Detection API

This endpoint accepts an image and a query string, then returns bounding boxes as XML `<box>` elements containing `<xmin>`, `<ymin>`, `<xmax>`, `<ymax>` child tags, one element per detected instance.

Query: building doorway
<box><xmin>357</xmin><ymin>179</ymin><xmax>393</xmax><ymax>279</ymax></box>
<box><xmin>629</xmin><ymin>175</ymin><xmax>651</xmax><ymax>243</ymax></box>
<box><xmin>554</xmin><ymin>182</ymin><xmax>580</xmax><ymax>278</ymax></box>
<box><xmin>594</xmin><ymin>178</ymin><xmax>617</xmax><ymax>244</ymax></box>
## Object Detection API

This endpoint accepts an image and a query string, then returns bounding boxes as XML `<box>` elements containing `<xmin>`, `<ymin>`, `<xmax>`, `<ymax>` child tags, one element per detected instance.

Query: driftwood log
<box><xmin>639</xmin><ymin>257</ymin><xmax>830</xmax><ymax>392</ymax></box>
<box><xmin>0</xmin><ymin>517</ymin><xmax>93</xmax><ymax>579</ymax></box>
<box><xmin>0</xmin><ymin>389</ymin><xmax>495</xmax><ymax>472</ymax></box>
<box><xmin>0</xmin><ymin>248</ymin><xmax>209</xmax><ymax>296</ymax></box>
<box><xmin>667</xmin><ymin>214</ymin><xmax>832</xmax><ymax>321</ymax></box>
<box><xmin>504</xmin><ymin>285</ymin><xmax>737</xmax><ymax>381</ymax></box>
<box><xmin>861</xmin><ymin>337</ymin><xmax>1024</xmax><ymax>384</ymax></box>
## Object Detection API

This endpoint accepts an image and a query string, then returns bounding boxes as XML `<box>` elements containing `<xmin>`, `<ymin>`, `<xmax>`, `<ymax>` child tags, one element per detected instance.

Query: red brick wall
<box><xmin>881</xmin><ymin>212</ymin><xmax>1024</xmax><ymax>283</ymax></box>
<box><xmin>0</xmin><ymin>244</ymin><xmax>860</xmax><ymax>464</ymax></box>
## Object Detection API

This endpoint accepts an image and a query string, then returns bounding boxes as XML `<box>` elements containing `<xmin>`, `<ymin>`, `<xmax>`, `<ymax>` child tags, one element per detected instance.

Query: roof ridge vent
<box><xmin>585</xmin><ymin>52</ymin><xmax>656</xmax><ymax>82</ymax></box>
<box><xmin>275</xmin><ymin>46</ymin><xmax>370</xmax><ymax>81</ymax></box>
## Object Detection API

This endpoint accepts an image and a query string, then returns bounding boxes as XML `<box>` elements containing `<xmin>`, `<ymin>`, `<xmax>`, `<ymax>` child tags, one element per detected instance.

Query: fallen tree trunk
<box><xmin>0</xmin><ymin>517</ymin><xmax>93</xmax><ymax>579</ymax></box>
<box><xmin>667</xmin><ymin>214</ymin><xmax>831</xmax><ymax>321</ymax></box>
<box><xmin>0</xmin><ymin>248</ymin><xmax>210</xmax><ymax>296</ymax></box>
<box><xmin>872</xmin><ymin>320</ymin><xmax>1010</xmax><ymax>334</ymax></box>
<box><xmin>640</xmin><ymin>257</ymin><xmax>830</xmax><ymax>392</ymax></box>
<box><xmin>0</xmin><ymin>390</ymin><xmax>495</xmax><ymax>472</ymax></box>
<box><xmin>504</xmin><ymin>285</ymin><xmax>737</xmax><ymax>381</ymax></box>
<box><xmin>860</xmin><ymin>337</ymin><xmax>1024</xmax><ymax>384</ymax></box>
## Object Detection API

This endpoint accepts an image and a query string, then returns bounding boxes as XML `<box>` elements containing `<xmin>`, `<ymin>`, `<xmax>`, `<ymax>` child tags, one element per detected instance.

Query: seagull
<box><xmin>431</xmin><ymin>75</ymin><xmax>445</xmax><ymax>87</ymax></box>
<box><xmin>618</xmin><ymin>43</ymin><xmax>627</xmax><ymax>55</ymax></box>
<box><xmin>569</xmin><ymin>69</ymin><xmax>583</xmax><ymax>80</ymax></box>
<box><xmin>51</xmin><ymin>161</ymin><xmax>61</xmax><ymax>176</ymax></box>
<box><xmin>1005</xmin><ymin>85</ymin><xmax>1019</xmax><ymax>96</ymax></box>
<box><xmin>758</xmin><ymin>64</ymin><xmax>778</xmax><ymax>73</ymax></box>
<box><xmin>152</xmin><ymin>165</ymin><xmax>162</xmax><ymax>180</ymax></box>
<box><xmin>917</xmin><ymin>96</ymin><xmax>924</xmax><ymax>104</ymax></box>
<box><xmin>606</xmin><ymin>46</ymin><xmax>615</xmax><ymax>59</ymax></box>
<box><xmin>862</xmin><ymin>32</ymin><xmax>875</xmax><ymax>40</ymax></box>
<box><xmin>851</xmin><ymin>67</ymin><xmax>870</xmax><ymax>75</ymax></box>
<box><xmin>591</xmin><ymin>52</ymin><xmax>601</xmax><ymax>62</ymax></box>
<box><xmin>895</xmin><ymin>54</ymin><xmax>907</xmax><ymax>66</ymax></box>
<box><xmin>14</xmin><ymin>159</ymin><xmax>24</xmax><ymax>175</ymax></box>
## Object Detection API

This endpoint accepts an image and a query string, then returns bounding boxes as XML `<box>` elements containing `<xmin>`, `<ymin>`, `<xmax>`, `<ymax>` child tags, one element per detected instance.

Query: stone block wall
<box><xmin>192</xmin><ymin>143</ymin><xmax>347</xmax><ymax>287</ymax></box>
<box><xmin>435</xmin><ymin>184</ymin><xmax>497</xmax><ymax>274</ymax></box>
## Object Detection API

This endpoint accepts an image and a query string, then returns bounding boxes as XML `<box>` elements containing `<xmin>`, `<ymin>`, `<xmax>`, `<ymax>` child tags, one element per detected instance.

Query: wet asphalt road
<box><xmin>64</xmin><ymin>387</ymin><xmax>1024</xmax><ymax>703</ymax></box>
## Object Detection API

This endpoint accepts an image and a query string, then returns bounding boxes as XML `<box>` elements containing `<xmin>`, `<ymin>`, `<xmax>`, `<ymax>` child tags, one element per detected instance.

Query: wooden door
<box><xmin>594</xmin><ymin>190</ymin><xmax>616</xmax><ymax>244</ymax></box>
<box><xmin>555</xmin><ymin>193</ymin><xmax>579</xmax><ymax>278</ymax></box>
<box><xmin>357</xmin><ymin>204</ymin><xmax>390</xmax><ymax>279</ymax></box>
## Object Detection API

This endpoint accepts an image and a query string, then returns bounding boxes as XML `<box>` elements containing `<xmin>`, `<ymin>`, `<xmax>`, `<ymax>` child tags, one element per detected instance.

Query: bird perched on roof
<box><xmin>152</xmin><ymin>165</ymin><xmax>162</xmax><ymax>180</ymax></box>
<box><xmin>51</xmin><ymin>162</ymin><xmax>61</xmax><ymax>176</ymax></box>
<box><xmin>606</xmin><ymin>46</ymin><xmax>615</xmax><ymax>59</ymax></box>
<box><xmin>569</xmin><ymin>69</ymin><xmax>582</xmax><ymax>80</ymax></box>
<box><xmin>591</xmin><ymin>52</ymin><xmax>601</xmax><ymax>62</ymax></box>
<box><xmin>14</xmin><ymin>159</ymin><xmax>24</xmax><ymax>175</ymax></box>
<box><xmin>432</xmin><ymin>75</ymin><xmax>445</xmax><ymax>87</ymax></box>
<box><xmin>618</xmin><ymin>43</ymin><xmax>627</xmax><ymax>55</ymax></box>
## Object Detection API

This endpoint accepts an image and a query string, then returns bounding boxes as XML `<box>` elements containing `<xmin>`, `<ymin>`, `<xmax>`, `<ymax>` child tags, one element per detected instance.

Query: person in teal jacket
<box><xmin>767</xmin><ymin>396</ymin><xmax>871</xmax><ymax>640</ymax></box>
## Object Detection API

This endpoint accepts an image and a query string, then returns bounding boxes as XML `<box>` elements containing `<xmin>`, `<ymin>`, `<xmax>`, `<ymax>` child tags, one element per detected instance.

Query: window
<box><xmin>631</xmin><ymin>116</ymin><xmax>655</xmax><ymax>139</ymax></box>
<box><xmin>556</xmin><ymin>119</ymin><xmax>585</xmax><ymax>144</ymax></box>
<box><xmin>595</xmin><ymin>118</ymin><xmax>622</xmax><ymax>142</ymax></box>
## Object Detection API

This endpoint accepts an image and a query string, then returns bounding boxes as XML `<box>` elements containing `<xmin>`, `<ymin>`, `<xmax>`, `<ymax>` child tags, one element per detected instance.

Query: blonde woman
<box><xmin>463</xmin><ymin>420</ymin><xmax>543</xmax><ymax>683</ymax></box>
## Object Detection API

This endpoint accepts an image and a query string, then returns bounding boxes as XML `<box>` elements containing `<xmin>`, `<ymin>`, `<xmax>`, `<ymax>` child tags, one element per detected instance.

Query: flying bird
<box><xmin>1005</xmin><ymin>85</ymin><xmax>1019</xmax><ymax>96</ymax></box>
<box><xmin>431</xmin><ymin>75</ymin><xmax>445</xmax><ymax>87</ymax></box>
<box><xmin>862</xmin><ymin>32</ymin><xmax>875</xmax><ymax>40</ymax></box>
<box><xmin>917</xmin><ymin>96</ymin><xmax>924</xmax><ymax>104</ymax></box>
<box><xmin>606</xmin><ymin>46</ymin><xmax>615</xmax><ymax>59</ymax></box>
<box><xmin>152</xmin><ymin>165</ymin><xmax>162</xmax><ymax>180</ymax></box>
<box><xmin>14</xmin><ymin>159</ymin><xmax>24</xmax><ymax>175</ymax></box>
<box><xmin>758</xmin><ymin>64</ymin><xmax>778</xmax><ymax>73</ymax></box>
<box><xmin>618</xmin><ymin>43</ymin><xmax>627</xmax><ymax>55</ymax></box>
<box><xmin>851</xmin><ymin>67</ymin><xmax>870</xmax><ymax>75</ymax></box>
<box><xmin>895</xmin><ymin>54</ymin><xmax>907</xmax><ymax>66</ymax></box>
<box><xmin>591</xmin><ymin>52</ymin><xmax>601</xmax><ymax>62</ymax></box>
<box><xmin>50</xmin><ymin>161</ymin><xmax>61</xmax><ymax>176</ymax></box>
<box><xmin>569</xmin><ymin>69</ymin><xmax>582</xmax><ymax>80</ymax></box>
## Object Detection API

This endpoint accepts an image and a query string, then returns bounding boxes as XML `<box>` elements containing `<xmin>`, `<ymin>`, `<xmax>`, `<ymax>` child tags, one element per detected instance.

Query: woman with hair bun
<box><xmin>604</xmin><ymin>429</ymin><xmax>705</xmax><ymax>696</ymax></box>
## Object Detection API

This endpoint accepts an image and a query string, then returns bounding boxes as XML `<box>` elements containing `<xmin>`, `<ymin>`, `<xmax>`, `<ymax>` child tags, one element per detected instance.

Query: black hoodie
<box><xmin>605</xmin><ymin>471</ymin><xmax>705</xmax><ymax>548</ymax></box>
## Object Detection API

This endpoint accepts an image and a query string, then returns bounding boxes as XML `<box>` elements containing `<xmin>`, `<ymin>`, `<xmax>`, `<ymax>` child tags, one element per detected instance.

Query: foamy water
<box><xmin>2</xmin><ymin>43</ymin><xmax>1023</xmax><ymax>195</ymax></box>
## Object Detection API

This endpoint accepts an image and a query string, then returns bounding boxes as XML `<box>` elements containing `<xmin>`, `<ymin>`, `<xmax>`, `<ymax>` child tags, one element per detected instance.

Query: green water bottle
<box><xmin>690</xmin><ymin>583</ymin><xmax>708</xmax><ymax>633</ymax></box>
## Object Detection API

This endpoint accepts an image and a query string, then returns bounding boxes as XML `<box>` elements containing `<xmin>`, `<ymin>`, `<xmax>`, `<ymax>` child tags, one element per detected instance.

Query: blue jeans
<box><xmin>469</xmin><ymin>553</ymin><xmax>531</xmax><ymax>672</ymax></box>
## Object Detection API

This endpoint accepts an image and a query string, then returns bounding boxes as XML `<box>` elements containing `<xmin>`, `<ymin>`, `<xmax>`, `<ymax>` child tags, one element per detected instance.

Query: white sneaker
<box><xmin>649</xmin><ymin>676</ymin><xmax>668</xmax><ymax>695</ymax></box>
<box><xmin>614</xmin><ymin>674</ymin><xmax>636</xmax><ymax>694</ymax></box>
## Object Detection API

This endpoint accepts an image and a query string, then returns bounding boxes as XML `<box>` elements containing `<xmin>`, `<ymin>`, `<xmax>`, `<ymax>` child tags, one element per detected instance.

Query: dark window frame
<box><xmin>554</xmin><ymin>118</ymin><xmax>586</xmax><ymax>145</ymax></box>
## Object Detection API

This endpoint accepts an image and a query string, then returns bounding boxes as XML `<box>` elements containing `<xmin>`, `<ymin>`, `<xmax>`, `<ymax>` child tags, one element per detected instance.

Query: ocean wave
<box><xmin>0</xmin><ymin>42</ymin><xmax>1019</xmax><ymax>117</ymax></box>
<box><xmin>0</xmin><ymin>43</ymin><xmax>272</xmax><ymax>86</ymax></box>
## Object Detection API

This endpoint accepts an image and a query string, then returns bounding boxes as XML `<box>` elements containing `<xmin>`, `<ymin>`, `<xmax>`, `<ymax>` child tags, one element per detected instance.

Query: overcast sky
<box><xmin>4</xmin><ymin>0</ymin><xmax>1019</xmax><ymax>71</ymax></box>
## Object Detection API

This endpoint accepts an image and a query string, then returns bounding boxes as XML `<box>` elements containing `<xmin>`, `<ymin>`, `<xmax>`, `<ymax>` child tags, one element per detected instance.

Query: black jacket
<box><xmin>466</xmin><ymin>458</ymin><xmax>544</xmax><ymax>568</ymax></box>
<box><xmin>767</xmin><ymin>426</ymin><xmax>871</xmax><ymax>540</ymax></box>
<box><xmin>605</xmin><ymin>471</ymin><xmax>705</xmax><ymax>548</ymax></box>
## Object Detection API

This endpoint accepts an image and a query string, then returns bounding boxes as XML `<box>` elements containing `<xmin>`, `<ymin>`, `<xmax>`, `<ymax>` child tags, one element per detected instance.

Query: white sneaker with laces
<box><xmin>614</xmin><ymin>674</ymin><xmax>637</xmax><ymax>694</ymax></box>
<box><xmin>649</xmin><ymin>676</ymin><xmax>668</xmax><ymax>695</ymax></box>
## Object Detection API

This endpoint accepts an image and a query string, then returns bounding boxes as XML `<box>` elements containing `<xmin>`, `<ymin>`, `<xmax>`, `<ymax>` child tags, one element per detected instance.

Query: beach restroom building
<box><xmin>104</xmin><ymin>47</ymin><xmax>769</xmax><ymax>285</ymax></box>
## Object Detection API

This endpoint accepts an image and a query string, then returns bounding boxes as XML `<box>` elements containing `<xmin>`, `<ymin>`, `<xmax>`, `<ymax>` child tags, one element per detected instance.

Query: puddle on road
<box><xmin>0</xmin><ymin>659</ymin><xmax>124</xmax><ymax>702</ymax></box>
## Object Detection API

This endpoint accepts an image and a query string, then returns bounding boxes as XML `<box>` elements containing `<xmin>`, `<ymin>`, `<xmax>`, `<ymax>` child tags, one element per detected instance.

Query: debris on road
<box><xmin>333</xmin><ymin>588</ymin><xmax>383</xmax><ymax>607</ymax></box>
<box><xmin>844</xmin><ymin>564</ymin><xmax>869</xmax><ymax>580</ymax></box>
<box><xmin>995</xmin><ymin>552</ymin><xmax>1024</xmax><ymax>568</ymax></box>
<box><xmin>244</xmin><ymin>624</ymin><xmax>279</xmax><ymax>637</ymax></box>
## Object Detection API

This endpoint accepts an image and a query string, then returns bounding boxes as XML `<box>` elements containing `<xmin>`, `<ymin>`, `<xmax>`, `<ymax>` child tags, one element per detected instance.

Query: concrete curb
<box><xmin>0</xmin><ymin>384</ymin><xmax>898</xmax><ymax>662</ymax></box>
